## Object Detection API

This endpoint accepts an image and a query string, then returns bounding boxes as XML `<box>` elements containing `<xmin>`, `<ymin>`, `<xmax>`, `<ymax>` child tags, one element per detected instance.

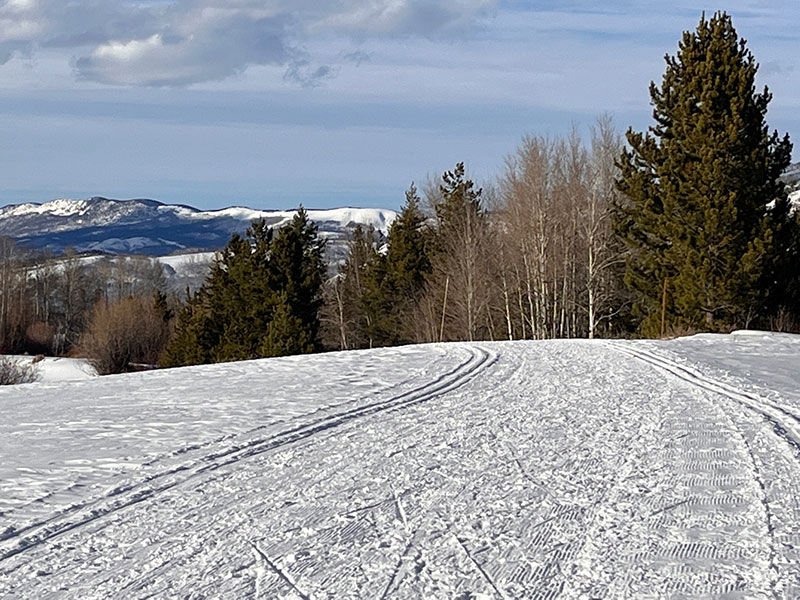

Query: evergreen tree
<box><xmin>261</xmin><ymin>291</ymin><xmax>315</xmax><ymax>356</ymax></box>
<box><xmin>385</xmin><ymin>184</ymin><xmax>431</xmax><ymax>305</ymax></box>
<box><xmin>369</xmin><ymin>183</ymin><xmax>432</xmax><ymax>345</ymax></box>
<box><xmin>429</xmin><ymin>163</ymin><xmax>490</xmax><ymax>341</ymax></box>
<box><xmin>267</xmin><ymin>207</ymin><xmax>326</xmax><ymax>352</ymax></box>
<box><xmin>160</xmin><ymin>288</ymin><xmax>213</xmax><ymax>367</ymax></box>
<box><xmin>615</xmin><ymin>12</ymin><xmax>794</xmax><ymax>333</ymax></box>
<box><xmin>326</xmin><ymin>185</ymin><xmax>433</xmax><ymax>349</ymax></box>
<box><xmin>435</xmin><ymin>162</ymin><xmax>484</xmax><ymax>235</ymax></box>
<box><xmin>328</xmin><ymin>224</ymin><xmax>382</xmax><ymax>349</ymax></box>
<box><xmin>162</xmin><ymin>209</ymin><xmax>325</xmax><ymax>366</ymax></box>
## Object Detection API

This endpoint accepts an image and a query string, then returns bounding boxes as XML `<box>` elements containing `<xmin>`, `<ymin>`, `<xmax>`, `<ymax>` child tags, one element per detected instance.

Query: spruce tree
<box><xmin>385</xmin><ymin>184</ymin><xmax>431</xmax><ymax>305</ymax></box>
<box><xmin>615</xmin><ymin>12</ymin><xmax>793</xmax><ymax>333</ymax></box>
<box><xmin>431</xmin><ymin>163</ymin><xmax>488</xmax><ymax>341</ymax></box>
<box><xmin>435</xmin><ymin>162</ymin><xmax>484</xmax><ymax>235</ymax></box>
<box><xmin>160</xmin><ymin>288</ymin><xmax>213</xmax><ymax>367</ymax></box>
<box><xmin>372</xmin><ymin>183</ymin><xmax>432</xmax><ymax>345</ymax></box>
<box><xmin>261</xmin><ymin>291</ymin><xmax>315</xmax><ymax>356</ymax></box>
<box><xmin>162</xmin><ymin>209</ymin><xmax>325</xmax><ymax>366</ymax></box>
<box><xmin>266</xmin><ymin>207</ymin><xmax>326</xmax><ymax>352</ymax></box>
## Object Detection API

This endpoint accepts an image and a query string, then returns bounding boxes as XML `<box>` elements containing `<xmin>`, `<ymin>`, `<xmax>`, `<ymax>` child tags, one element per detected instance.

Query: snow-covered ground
<box><xmin>790</xmin><ymin>189</ymin><xmax>800</xmax><ymax>211</ymax></box>
<box><xmin>2</xmin><ymin>355</ymin><xmax>97</xmax><ymax>383</ymax></box>
<box><xmin>2</xmin><ymin>334</ymin><xmax>800</xmax><ymax>598</ymax></box>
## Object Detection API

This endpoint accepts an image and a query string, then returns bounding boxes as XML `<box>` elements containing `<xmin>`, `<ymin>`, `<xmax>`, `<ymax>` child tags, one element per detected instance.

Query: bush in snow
<box><xmin>0</xmin><ymin>356</ymin><xmax>39</xmax><ymax>385</ymax></box>
<box><xmin>77</xmin><ymin>294</ymin><xmax>172</xmax><ymax>375</ymax></box>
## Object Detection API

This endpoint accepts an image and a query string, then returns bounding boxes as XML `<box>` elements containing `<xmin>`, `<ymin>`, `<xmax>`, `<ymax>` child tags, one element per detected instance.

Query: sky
<box><xmin>0</xmin><ymin>1</ymin><xmax>797</xmax><ymax>211</ymax></box>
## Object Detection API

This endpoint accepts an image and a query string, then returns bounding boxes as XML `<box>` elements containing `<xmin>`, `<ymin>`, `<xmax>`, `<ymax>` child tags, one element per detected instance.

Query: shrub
<box><xmin>25</xmin><ymin>321</ymin><xmax>55</xmax><ymax>354</ymax></box>
<box><xmin>0</xmin><ymin>356</ymin><xmax>39</xmax><ymax>385</ymax></box>
<box><xmin>77</xmin><ymin>296</ymin><xmax>171</xmax><ymax>375</ymax></box>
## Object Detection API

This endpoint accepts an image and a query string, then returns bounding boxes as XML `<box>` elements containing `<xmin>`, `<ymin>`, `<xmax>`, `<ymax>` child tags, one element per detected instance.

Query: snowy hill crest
<box><xmin>0</xmin><ymin>197</ymin><xmax>396</xmax><ymax>258</ymax></box>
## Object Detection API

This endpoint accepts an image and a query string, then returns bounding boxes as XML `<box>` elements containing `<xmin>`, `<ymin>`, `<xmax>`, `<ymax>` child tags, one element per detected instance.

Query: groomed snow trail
<box><xmin>1</xmin><ymin>337</ymin><xmax>800</xmax><ymax>598</ymax></box>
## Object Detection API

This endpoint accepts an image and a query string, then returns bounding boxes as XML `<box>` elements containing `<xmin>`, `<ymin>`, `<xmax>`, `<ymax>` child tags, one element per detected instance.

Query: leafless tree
<box><xmin>494</xmin><ymin>118</ymin><xmax>626</xmax><ymax>339</ymax></box>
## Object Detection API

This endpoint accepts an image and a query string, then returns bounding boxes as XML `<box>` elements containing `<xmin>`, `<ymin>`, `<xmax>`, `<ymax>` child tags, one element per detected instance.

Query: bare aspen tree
<box><xmin>581</xmin><ymin>116</ymin><xmax>624</xmax><ymax>338</ymax></box>
<box><xmin>424</xmin><ymin>163</ymin><xmax>494</xmax><ymax>342</ymax></box>
<box><xmin>320</xmin><ymin>275</ymin><xmax>349</xmax><ymax>350</ymax></box>
<box><xmin>496</xmin><ymin>119</ymin><xmax>625</xmax><ymax>339</ymax></box>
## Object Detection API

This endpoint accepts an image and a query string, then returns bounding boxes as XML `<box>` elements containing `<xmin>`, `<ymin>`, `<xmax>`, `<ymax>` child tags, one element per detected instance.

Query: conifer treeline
<box><xmin>162</xmin><ymin>209</ymin><xmax>326</xmax><ymax>366</ymax></box>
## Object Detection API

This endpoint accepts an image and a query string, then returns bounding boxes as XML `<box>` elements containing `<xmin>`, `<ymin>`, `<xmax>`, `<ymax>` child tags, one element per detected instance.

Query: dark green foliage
<box><xmin>162</xmin><ymin>209</ymin><xmax>326</xmax><ymax>366</ymax></box>
<box><xmin>330</xmin><ymin>224</ymin><xmax>382</xmax><ymax>349</ymax></box>
<box><xmin>267</xmin><ymin>209</ymin><xmax>326</xmax><ymax>353</ymax></box>
<box><xmin>153</xmin><ymin>290</ymin><xmax>174</xmax><ymax>323</ymax></box>
<box><xmin>261</xmin><ymin>292</ymin><xmax>315</xmax><ymax>357</ymax></box>
<box><xmin>362</xmin><ymin>184</ymin><xmax>433</xmax><ymax>346</ymax></box>
<box><xmin>387</xmin><ymin>184</ymin><xmax>432</xmax><ymax>300</ymax></box>
<box><xmin>160</xmin><ymin>289</ymin><xmax>212</xmax><ymax>367</ymax></box>
<box><xmin>431</xmin><ymin>163</ymin><xmax>489</xmax><ymax>342</ymax></box>
<box><xmin>327</xmin><ymin>184</ymin><xmax>433</xmax><ymax>350</ymax></box>
<box><xmin>615</xmin><ymin>12</ymin><xmax>794</xmax><ymax>334</ymax></box>
<box><xmin>435</xmin><ymin>162</ymin><xmax>484</xmax><ymax>238</ymax></box>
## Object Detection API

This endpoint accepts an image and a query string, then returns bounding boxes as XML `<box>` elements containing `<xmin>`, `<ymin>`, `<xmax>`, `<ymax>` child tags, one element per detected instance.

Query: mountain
<box><xmin>783</xmin><ymin>161</ymin><xmax>800</xmax><ymax>186</ymax></box>
<box><xmin>0</xmin><ymin>197</ymin><xmax>397</xmax><ymax>261</ymax></box>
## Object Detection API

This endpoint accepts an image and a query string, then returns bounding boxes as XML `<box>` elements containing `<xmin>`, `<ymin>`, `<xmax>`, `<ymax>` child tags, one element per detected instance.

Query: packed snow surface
<box><xmin>2</xmin><ymin>333</ymin><xmax>800</xmax><ymax>598</ymax></box>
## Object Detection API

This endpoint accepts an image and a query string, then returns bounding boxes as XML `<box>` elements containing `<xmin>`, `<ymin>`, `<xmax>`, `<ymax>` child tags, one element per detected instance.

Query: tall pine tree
<box><xmin>430</xmin><ymin>163</ymin><xmax>489</xmax><ymax>341</ymax></box>
<box><xmin>266</xmin><ymin>208</ymin><xmax>326</xmax><ymax>354</ymax></box>
<box><xmin>615</xmin><ymin>12</ymin><xmax>793</xmax><ymax>334</ymax></box>
<box><xmin>362</xmin><ymin>184</ymin><xmax>432</xmax><ymax>346</ymax></box>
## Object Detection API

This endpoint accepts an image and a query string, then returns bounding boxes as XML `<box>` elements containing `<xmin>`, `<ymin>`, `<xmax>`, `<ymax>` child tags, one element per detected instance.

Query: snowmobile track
<box><xmin>0</xmin><ymin>345</ymin><xmax>496</xmax><ymax>567</ymax></box>
<box><xmin>610</xmin><ymin>342</ymin><xmax>785</xmax><ymax>596</ymax></box>
<box><xmin>608</xmin><ymin>343</ymin><xmax>800</xmax><ymax>459</ymax></box>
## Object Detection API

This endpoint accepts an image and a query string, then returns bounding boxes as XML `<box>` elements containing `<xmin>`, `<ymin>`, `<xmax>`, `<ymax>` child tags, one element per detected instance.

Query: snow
<box><xmin>2</xmin><ymin>355</ymin><xmax>97</xmax><ymax>383</ymax></box>
<box><xmin>0</xmin><ymin>198</ymin><xmax>91</xmax><ymax>218</ymax></box>
<box><xmin>157</xmin><ymin>251</ymin><xmax>216</xmax><ymax>271</ymax></box>
<box><xmin>0</xmin><ymin>198</ymin><xmax>398</xmax><ymax>240</ymax></box>
<box><xmin>178</xmin><ymin>205</ymin><xmax>397</xmax><ymax>234</ymax></box>
<box><xmin>81</xmin><ymin>236</ymin><xmax>164</xmax><ymax>253</ymax></box>
<box><xmin>1</xmin><ymin>335</ymin><xmax>800</xmax><ymax>597</ymax></box>
<box><xmin>790</xmin><ymin>189</ymin><xmax>800</xmax><ymax>211</ymax></box>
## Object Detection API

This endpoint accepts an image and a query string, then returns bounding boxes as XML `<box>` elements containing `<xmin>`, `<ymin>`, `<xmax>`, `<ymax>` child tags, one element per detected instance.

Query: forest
<box><xmin>1</xmin><ymin>12</ymin><xmax>798</xmax><ymax>375</ymax></box>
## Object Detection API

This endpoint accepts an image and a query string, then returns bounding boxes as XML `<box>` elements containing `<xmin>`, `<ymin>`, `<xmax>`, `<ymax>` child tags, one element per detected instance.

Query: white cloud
<box><xmin>0</xmin><ymin>0</ymin><xmax>495</xmax><ymax>86</ymax></box>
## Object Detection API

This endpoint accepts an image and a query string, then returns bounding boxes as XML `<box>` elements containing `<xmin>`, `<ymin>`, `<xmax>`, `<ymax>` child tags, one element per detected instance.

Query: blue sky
<box><xmin>0</xmin><ymin>0</ymin><xmax>797</xmax><ymax>211</ymax></box>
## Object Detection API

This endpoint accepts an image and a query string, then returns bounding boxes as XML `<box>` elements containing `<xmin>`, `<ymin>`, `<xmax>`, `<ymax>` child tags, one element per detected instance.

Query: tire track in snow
<box><xmin>0</xmin><ymin>345</ymin><xmax>497</xmax><ymax>567</ymax></box>
<box><xmin>608</xmin><ymin>343</ymin><xmax>800</xmax><ymax>453</ymax></box>
<box><xmin>608</xmin><ymin>342</ymin><xmax>789</xmax><ymax>595</ymax></box>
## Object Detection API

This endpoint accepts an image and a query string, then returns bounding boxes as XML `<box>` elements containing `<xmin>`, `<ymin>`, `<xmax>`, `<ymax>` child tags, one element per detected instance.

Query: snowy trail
<box><xmin>612</xmin><ymin>340</ymin><xmax>800</xmax><ymax>597</ymax></box>
<box><xmin>2</xmin><ymin>337</ymin><xmax>800</xmax><ymax>598</ymax></box>
<box><xmin>0</xmin><ymin>345</ymin><xmax>494</xmax><ymax>564</ymax></box>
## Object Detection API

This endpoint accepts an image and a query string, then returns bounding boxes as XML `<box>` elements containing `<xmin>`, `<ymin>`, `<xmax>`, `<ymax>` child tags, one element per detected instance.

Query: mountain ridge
<box><xmin>0</xmin><ymin>196</ymin><xmax>397</xmax><ymax>259</ymax></box>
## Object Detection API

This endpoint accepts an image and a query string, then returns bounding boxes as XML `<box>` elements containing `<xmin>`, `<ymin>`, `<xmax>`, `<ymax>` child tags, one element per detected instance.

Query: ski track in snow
<box><xmin>1</xmin><ymin>336</ymin><xmax>800</xmax><ymax>598</ymax></box>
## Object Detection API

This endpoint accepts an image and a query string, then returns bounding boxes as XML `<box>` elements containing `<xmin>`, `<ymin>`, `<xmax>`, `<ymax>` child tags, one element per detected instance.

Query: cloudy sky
<box><xmin>0</xmin><ymin>0</ymin><xmax>797</xmax><ymax>210</ymax></box>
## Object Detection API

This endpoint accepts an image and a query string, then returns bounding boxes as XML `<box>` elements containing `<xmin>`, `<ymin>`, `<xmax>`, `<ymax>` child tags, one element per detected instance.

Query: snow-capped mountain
<box><xmin>782</xmin><ymin>162</ymin><xmax>800</xmax><ymax>211</ymax></box>
<box><xmin>0</xmin><ymin>197</ymin><xmax>397</xmax><ymax>259</ymax></box>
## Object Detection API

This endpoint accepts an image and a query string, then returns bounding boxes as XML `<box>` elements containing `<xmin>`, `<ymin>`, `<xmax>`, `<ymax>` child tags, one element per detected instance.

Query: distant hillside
<box><xmin>783</xmin><ymin>162</ymin><xmax>800</xmax><ymax>187</ymax></box>
<box><xmin>0</xmin><ymin>197</ymin><xmax>396</xmax><ymax>263</ymax></box>
<box><xmin>784</xmin><ymin>163</ymin><xmax>800</xmax><ymax>211</ymax></box>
